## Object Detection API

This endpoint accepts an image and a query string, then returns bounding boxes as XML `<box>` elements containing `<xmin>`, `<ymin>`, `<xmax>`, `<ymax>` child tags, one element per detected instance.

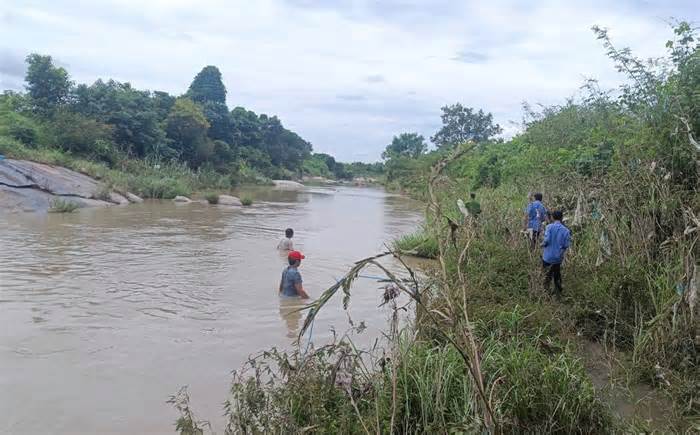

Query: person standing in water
<box><xmin>524</xmin><ymin>192</ymin><xmax>548</xmax><ymax>250</ymax></box>
<box><xmin>279</xmin><ymin>250</ymin><xmax>310</xmax><ymax>299</ymax></box>
<box><xmin>542</xmin><ymin>210</ymin><xmax>571</xmax><ymax>296</ymax></box>
<box><xmin>277</xmin><ymin>228</ymin><xmax>294</xmax><ymax>251</ymax></box>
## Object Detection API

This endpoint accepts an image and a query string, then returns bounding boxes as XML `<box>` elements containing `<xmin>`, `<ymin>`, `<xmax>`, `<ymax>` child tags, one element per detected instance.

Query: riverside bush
<box><xmin>204</xmin><ymin>193</ymin><xmax>219</xmax><ymax>204</ymax></box>
<box><xmin>393</xmin><ymin>230</ymin><xmax>439</xmax><ymax>258</ymax></box>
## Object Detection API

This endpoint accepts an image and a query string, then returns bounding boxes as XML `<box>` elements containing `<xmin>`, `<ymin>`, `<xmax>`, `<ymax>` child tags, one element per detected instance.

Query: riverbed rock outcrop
<box><xmin>0</xmin><ymin>159</ymin><xmax>140</xmax><ymax>213</ymax></box>
<box><xmin>272</xmin><ymin>180</ymin><xmax>305</xmax><ymax>191</ymax></box>
<box><xmin>172</xmin><ymin>195</ymin><xmax>191</xmax><ymax>203</ymax></box>
<box><xmin>218</xmin><ymin>194</ymin><xmax>242</xmax><ymax>206</ymax></box>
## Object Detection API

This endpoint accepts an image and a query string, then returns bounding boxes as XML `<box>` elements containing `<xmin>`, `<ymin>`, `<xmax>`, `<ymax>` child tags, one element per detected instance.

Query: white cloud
<box><xmin>0</xmin><ymin>0</ymin><xmax>695</xmax><ymax>161</ymax></box>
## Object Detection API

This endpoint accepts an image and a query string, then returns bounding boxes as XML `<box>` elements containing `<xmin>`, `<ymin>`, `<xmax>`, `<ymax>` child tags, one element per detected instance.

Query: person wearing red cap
<box><xmin>279</xmin><ymin>250</ymin><xmax>309</xmax><ymax>299</ymax></box>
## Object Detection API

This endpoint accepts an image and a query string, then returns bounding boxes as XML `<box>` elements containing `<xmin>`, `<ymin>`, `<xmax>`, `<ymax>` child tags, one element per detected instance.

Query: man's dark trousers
<box><xmin>542</xmin><ymin>260</ymin><xmax>562</xmax><ymax>294</ymax></box>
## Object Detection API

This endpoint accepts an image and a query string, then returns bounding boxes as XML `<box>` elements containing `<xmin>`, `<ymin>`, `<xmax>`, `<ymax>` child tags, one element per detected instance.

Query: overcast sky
<box><xmin>0</xmin><ymin>1</ymin><xmax>697</xmax><ymax>162</ymax></box>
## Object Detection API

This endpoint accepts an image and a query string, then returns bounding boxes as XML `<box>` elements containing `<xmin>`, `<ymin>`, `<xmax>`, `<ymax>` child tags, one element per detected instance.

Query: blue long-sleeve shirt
<box><xmin>542</xmin><ymin>221</ymin><xmax>571</xmax><ymax>264</ymax></box>
<box><xmin>526</xmin><ymin>200</ymin><xmax>547</xmax><ymax>231</ymax></box>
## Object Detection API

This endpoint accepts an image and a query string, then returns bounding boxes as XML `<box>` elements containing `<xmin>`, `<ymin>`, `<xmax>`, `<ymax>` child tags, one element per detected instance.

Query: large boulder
<box><xmin>0</xmin><ymin>159</ymin><xmax>103</xmax><ymax>197</ymax></box>
<box><xmin>272</xmin><ymin>180</ymin><xmax>305</xmax><ymax>191</ymax></box>
<box><xmin>173</xmin><ymin>195</ymin><xmax>191</xmax><ymax>203</ymax></box>
<box><xmin>218</xmin><ymin>194</ymin><xmax>242</xmax><ymax>206</ymax></box>
<box><xmin>0</xmin><ymin>159</ymin><xmax>136</xmax><ymax>213</ymax></box>
<box><xmin>0</xmin><ymin>185</ymin><xmax>111</xmax><ymax>213</ymax></box>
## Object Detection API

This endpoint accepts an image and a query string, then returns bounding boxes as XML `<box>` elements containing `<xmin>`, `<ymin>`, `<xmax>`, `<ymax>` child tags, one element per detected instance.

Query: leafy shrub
<box><xmin>47</xmin><ymin>110</ymin><xmax>114</xmax><ymax>154</ymax></box>
<box><xmin>205</xmin><ymin>192</ymin><xmax>219</xmax><ymax>204</ymax></box>
<box><xmin>394</xmin><ymin>230</ymin><xmax>439</xmax><ymax>258</ymax></box>
<box><xmin>48</xmin><ymin>198</ymin><xmax>79</xmax><ymax>213</ymax></box>
<box><xmin>241</xmin><ymin>195</ymin><xmax>253</xmax><ymax>206</ymax></box>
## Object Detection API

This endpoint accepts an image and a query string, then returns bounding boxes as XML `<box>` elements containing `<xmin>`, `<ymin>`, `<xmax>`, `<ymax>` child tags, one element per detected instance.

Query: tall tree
<box><xmin>202</xmin><ymin>101</ymin><xmax>234</xmax><ymax>144</ymax></box>
<box><xmin>72</xmin><ymin>79</ymin><xmax>167</xmax><ymax>157</ymax></box>
<box><xmin>230</xmin><ymin>107</ymin><xmax>262</xmax><ymax>148</ymax></box>
<box><xmin>187</xmin><ymin>66</ymin><xmax>227</xmax><ymax>105</ymax></box>
<box><xmin>431</xmin><ymin>104</ymin><xmax>502</xmax><ymax>149</ymax></box>
<box><xmin>165</xmin><ymin>98</ymin><xmax>210</xmax><ymax>166</ymax></box>
<box><xmin>259</xmin><ymin>114</ymin><xmax>312</xmax><ymax>172</ymax></box>
<box><xmin>382</xmin><ymin>133</ymin><xmax>427</xmax><ymax>159</ymax></box>
<box><xmin>24</xmin><ymin>54</ymin><xmax>73</xmax><ymax>115</ymax></box>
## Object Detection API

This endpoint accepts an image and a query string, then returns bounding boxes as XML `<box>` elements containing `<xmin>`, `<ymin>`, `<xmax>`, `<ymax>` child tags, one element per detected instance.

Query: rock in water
<box><xmin>173</xmin><ymin>195</ymin><xmax>191</xmax><ymax>203</ymax></box>
<box><xmin>218</xmin><ymin>194</ymin><xmax>242</xmax><ymax>206</ymax></box>
<box><xmin>272</xmin><ymin>180</ymin><xmax>304</xmax><ymax>191</ymax></box>
<box><xmin>125</xmin><ymin>192</ymin><xmax>143</xmax><ymax>203</ymax></box>
<box><xmin>109</xmin><ymin>192</ymin><xmax>130</xmax><ymax>205</ymax></box>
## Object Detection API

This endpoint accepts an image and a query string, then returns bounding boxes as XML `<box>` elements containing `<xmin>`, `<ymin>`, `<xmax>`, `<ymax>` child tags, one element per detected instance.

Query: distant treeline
<box><xmin>0</xmin><ymin>55</ymin><xmax>382</xmax><ymax>182</ymax></box>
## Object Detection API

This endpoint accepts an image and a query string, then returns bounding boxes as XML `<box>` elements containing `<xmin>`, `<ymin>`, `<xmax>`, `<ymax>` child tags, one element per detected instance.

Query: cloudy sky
<box><xmin>0</xmin><ymin>1</ymin><xmax>697</xmax><ymax>161</ymax></box>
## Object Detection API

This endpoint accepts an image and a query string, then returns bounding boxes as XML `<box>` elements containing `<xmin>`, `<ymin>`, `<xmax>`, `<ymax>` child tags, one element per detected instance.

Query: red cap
<box><xmin>288</xmin><ymin>250</ymin><xmax>305</xmax><ymax>261</ymax></box>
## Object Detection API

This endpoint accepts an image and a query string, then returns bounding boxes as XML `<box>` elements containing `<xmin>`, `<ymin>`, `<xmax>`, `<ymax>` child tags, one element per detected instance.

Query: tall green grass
<box><xmin>48</xmin><ymin>198</ymin><xmax>79</xmax><ymax>213</ymax></box>
<box><xmin>393</xmin><ymin>230</ymin><xmax>439</xmax><ymax>258</ymax></box>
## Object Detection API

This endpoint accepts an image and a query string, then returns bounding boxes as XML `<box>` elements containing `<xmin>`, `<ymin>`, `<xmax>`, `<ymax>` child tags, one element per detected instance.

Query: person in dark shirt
<box><xmin>541</xmin><ymin>210</ymin><xmax>571</xmax><ymax>295</ymax></box>
<box><xmin>279</xmin><ymin>250</ymin><xmax>310</xmax><ymax>299</ymax></box>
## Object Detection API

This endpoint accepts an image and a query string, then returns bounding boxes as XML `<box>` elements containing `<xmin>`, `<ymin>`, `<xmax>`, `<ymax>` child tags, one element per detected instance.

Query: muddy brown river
<box><xmin>0</xmin><ymin>186</ymin><xmax>423</xmax><ymax>434</ymax></box>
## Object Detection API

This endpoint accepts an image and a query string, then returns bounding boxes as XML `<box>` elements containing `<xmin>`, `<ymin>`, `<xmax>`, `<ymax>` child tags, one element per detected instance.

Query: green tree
<box><xmin>72</xmin><ymin>79</ymin><xmax>168</xmax><ymax>157</ymax></box>
<box><xmin>431</xmin><ymin>104</ymin><xmax>502</xmax><ymax>149</ymax></box>
<box><xmin>230</xmin><ymin>107</ymin><xmax>262</xmax><ymax>148</ymax></box>
<box><xmin>24</xmin><ymin>54</ymin><xmax>73</xmax><ymax>115</ymax></box>
<box><xmin>202</xmin><ymin>101</ymin><xmax>234</xmax><ymax>144</ymax></box>
<box><xmin>165</xmin><ymin>98</ymin><xmax>210</xmax><ymax>166</ymax></box>
<box><xmin>47</xmin><ymin>110</ymin><xmax>114</xmax><ymax>156</ymax></box>
<box><xmin>258</xmin><ymin>114</ymin><xmax>312</xmax><ymax>172</ymax></box>
<box><xmin>382</xmin><ymin>133</ymin><xmax>427</xmax><ymax>159</ymax></box>
<box><xmin>187</xmin><ymin>66</ymin><xmax>227</xmax><ymax>105</ymax></box>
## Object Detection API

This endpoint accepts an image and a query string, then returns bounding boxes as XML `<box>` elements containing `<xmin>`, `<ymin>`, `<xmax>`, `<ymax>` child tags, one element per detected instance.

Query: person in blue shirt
<box><xmin>541</xmin><ymin>210</ymin><xmax>571</xmax><ymax>295</ymax></box>
<box><xmin>279</xmin><ymin>250</ymin><xmax>310</xmax><ymax>299</ymax></box>
<box><xmin>524</xmin><ymin>192</ymin><xmax>548</xmax><ymax>250</ymax></box>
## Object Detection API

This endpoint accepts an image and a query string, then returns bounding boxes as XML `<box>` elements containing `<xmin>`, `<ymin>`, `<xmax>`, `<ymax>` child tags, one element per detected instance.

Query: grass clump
<box><xmin>393</xmin><ymin>229</ymin><xmax>439</xmax><ymax>258</ymax></box>
<box><xmin>204</xmin><ymin>192</ymin><xmax>219</xmax><ymax>204</ymax></box>
<box><xmin>48</xmin><ymin>198</ymin><xmax>79</xmax><ymax>213</ymax></box>
<box><xmin>240</xmin><ymin>195</ymin><xmax>253</xmax><ymax>206</ymax></box>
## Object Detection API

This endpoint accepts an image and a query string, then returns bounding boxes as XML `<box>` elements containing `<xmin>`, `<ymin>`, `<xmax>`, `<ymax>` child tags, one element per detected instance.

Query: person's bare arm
<box><xmin>295</xmin><ymin>282</ymin><xmax>310</xmax><ymax>299</ymax></box>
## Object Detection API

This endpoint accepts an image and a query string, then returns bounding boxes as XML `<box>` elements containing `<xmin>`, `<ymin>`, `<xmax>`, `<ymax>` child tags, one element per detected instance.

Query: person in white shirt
<box><xmin>277</xmin><ymin>228</ymin><xmax>294</xmax><ymax>251</ymax></box>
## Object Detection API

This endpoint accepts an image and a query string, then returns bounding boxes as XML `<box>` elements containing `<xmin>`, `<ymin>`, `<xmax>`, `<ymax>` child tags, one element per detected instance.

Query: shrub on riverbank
<box><xmin>205</xmin><ymin>193</ymin><xmax>219</xmax><ymax>204</ymax></box>
<box><xmin>213</xmin><ymin>307</ymin><xmax>611</xmax><ymax>434</ymax></box>
<box><xmin>240</xmin><ymin>195</ymin><xmax>253</xmax><ymax>206</ymax></box>
<box><xmin>393</xmin><ymin>230</ymin><xmax>439</xmax><ymax>258</ymax></box>
<box><xmin>48</xmin><ymin>198</ymin><xmax>79</xmax><ymax>213</ymax></box>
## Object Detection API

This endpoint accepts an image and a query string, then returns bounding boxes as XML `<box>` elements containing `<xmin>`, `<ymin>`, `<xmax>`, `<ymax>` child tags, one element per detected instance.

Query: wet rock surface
<box><xmin>272</xmin><ymin>179</ymin><xmax>305</xmax><ymax>191</ymax></box>
<box><xmin>0</xmin><ymin>159</ymin><xmax>137</xmax><ymax>213</ymax></box>
<box><xmin>218</xmin><ymin>194</ymin><xmax>242</xmax><ymax>206</ymax></box>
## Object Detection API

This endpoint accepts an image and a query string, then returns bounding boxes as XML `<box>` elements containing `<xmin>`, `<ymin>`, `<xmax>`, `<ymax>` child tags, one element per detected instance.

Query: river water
<box><xmin>0</xmin><ymin>186</ymin><xmax>423</xmax><ymax>434</ymax></box>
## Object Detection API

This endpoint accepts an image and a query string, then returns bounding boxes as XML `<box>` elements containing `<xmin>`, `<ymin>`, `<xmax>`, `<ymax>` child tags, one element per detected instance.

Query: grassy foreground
<box><xmin>170</xmin><ymin>148</ymin><xmax>697</xmax><ymax>434</ymax></box>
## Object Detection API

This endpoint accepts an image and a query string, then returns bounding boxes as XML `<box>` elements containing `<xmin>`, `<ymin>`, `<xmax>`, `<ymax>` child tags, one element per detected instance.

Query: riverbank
<box><xmin>185</xmin><ymin>149</ymin><xmax>696</xmax><ymax>434</ymax></box>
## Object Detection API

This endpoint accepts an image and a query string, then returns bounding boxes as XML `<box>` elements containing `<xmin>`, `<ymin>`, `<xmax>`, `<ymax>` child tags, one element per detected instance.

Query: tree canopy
<box><xmin>187</xmin><ymin>66</ymin><xmax>227</xmax><ymax>105</ymax></box>
<box><xmin>25</xmin><ymin>54</ymin><xmax>72</xmax><ymax>115</ymax></box>
<box><xmin>382</xmin><ymin>133</ymin><xmax>427</xmax><ymax>159</ymax></box>
<box><xmin>6</xmin><ymin>54</ymin><xmax>322</xmax><ymax>181</ymax></box>
<box><xmin>431</xmin><ymin>103</ymin><xmax>502</xmax><ymax>149</ymax></box>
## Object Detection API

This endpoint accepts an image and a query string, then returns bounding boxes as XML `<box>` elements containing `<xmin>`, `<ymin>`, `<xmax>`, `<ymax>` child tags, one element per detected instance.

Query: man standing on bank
<box><xmin>541</xmin><ymin>210</ymin><xmax>571</xmax><ymax>296</ymax></box>
<box><xmin>525</xmin><ymin>192</ymin><xmax>548</xmax><ymax>250</ymax></box>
